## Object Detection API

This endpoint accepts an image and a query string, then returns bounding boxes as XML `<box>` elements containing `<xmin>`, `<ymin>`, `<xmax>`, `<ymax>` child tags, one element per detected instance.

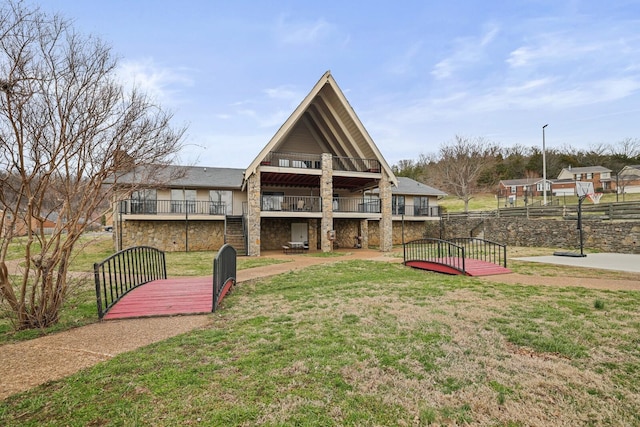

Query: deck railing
<box><xmin>392</xmin><ymin>204</ymin><xmax>441</xmax><ymax>217</ymax></box>
<box><xmin>122</xmin><ymin>199</ymin><xmax>227</xmax><ymax>215</ymax></box>
<box><xmin>261</xmin><ymin>195</ymin><xmax>322</xmax><ymax>212</ymax></box>
<box><xmin>93</xmin><ymin>246</ymin><xmax>167</xmax><ymax>319</ymax></box>
<box><xmin>213</xmin><ymin>244</ymin><xmax>236</xmax><ymax>312</ymax></box>
<box><xmin>261</xmin><ymin>152</ymin><xmax>322</xmax><ymax>169</ymax></box>
<box><xmin>259</xmin><ymin>151</ymin><xmax>381</xmax><ymax>174</ymax></box>
<box><xmin>333</xmin><ymin>156</ymin><xmax>381</xmax><ymax>173</ymax></box>
<box><xmin>447</xmin><ymin>238</ymin><xmax>507</xmax><ymax>268</ymax></box>
<box><xmin>333</xmin><ymin>197</ymin><xmax>381</xmax><ymax>213</ymax></box>
<box><xmin>403</xmin><ymin>238</ymin><xmax>466</xmax><ymax>274</ymax></box>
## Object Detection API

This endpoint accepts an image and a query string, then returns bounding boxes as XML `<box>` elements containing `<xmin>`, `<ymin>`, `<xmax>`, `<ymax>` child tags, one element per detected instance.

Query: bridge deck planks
<box><xmin>406</xmin><ymin>258</ymin><xmax>511</xmax><ymax>276</ymax></box>
<box><xmin>103</xmin><ymin>277</ymin><xmax>212</xmax><ymax>320</ymax></box>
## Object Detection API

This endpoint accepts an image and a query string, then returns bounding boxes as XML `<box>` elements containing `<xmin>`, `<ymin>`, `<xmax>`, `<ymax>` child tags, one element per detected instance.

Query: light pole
<box><xmin>542</xmin><ymin>124</ymin><xmax>548</xmax><ymax>206</ymax></box>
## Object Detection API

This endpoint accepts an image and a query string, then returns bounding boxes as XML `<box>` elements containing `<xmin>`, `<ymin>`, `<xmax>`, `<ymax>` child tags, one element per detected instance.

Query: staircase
<box><xmin>225</xmin><ymin>216</ymin><xmax>246</xmax><ymax>255</ymax></box>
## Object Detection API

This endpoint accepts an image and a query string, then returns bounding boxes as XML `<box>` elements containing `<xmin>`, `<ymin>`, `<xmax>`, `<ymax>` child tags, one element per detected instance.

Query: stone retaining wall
<box><xmin>438</xmin><ymin>218</ymin><xmax>640</xmax><ymax>254</ymax></box>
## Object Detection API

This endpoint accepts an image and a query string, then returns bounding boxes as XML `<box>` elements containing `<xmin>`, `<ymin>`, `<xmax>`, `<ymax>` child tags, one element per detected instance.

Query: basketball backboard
<box><xmin>576</xmin><ymin>181</ymin><xmax>594</xmax><ymax>197</ymax></box>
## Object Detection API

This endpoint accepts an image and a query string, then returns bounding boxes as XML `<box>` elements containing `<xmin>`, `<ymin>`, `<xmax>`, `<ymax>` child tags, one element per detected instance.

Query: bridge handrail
<box><xmin>93</xmin><ymin>246</ymin><xmax>167</xmax><ymax>319</ymax></box>
<box><xmin>213</xmin><ymin>244</ymin><xmax>236</xmax><ymax>312</ymax></box>
<box><xmin>403</xmin><ymin>238</ymin><xmax>466</xmax><ymax>274</ymax></box>
<box><xmin>447</xmin><ymin>237</ymin><xmax>507</xmax><ymax>268</ymax></box>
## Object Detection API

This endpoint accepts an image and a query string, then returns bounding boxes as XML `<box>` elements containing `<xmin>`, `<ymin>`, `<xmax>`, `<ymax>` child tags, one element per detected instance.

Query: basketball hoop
<box><xmin>575</xmin><ymin>181</ymin><xmax>594</xmax><ymax>198</ymax></box>
<box><xmin>587</xmin><ymin>193</ymin><xmax>603</xmax><ymax>204</ymax></box>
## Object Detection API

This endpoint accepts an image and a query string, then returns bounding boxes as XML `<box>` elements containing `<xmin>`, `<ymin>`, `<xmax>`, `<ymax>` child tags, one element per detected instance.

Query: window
<box><xmin>129</xmin><ymin>189</ymin><xmax>157</xmax><ymax>214</ymax></box>
<box><xmin>414</xmin><ymin>196</ymin><xmax>429</xmax><ymax>216</ymax></box>
<box><xmin>601</xmin><ymin>172</ymin><xmax>610</xmax><ymax>179</ymax></box>
<box><xmin>361</xmin><ymin>193</ymin><xmax>380</xmax><ymax>213</ymax></box>
<box><xmin>209</xmin><ymin>190</ymin><xmax>232</xmax><ymax>215</ymax></box>
<box><xmin>575</xmin><ymin>174</ymin><xmax>582</xmax><ymax>181</ymax></box>
<box><xmin>536</xmin><ymin>181</ymin><xmax>549</xmax><ymax>192</ymax></box>
<box><xmin>392</xmin><ymin>195</ymin><xmax>405</xmax><ymax>215</ymax></box>
<box><xmin>171</xmin><ymin>189</ymin><xmax>196</xmax><ymax>213</ymax></box>
<box><xmin>586</xmin><ymin>173</ymin><xmax>593</xmax><ymax>179</ymax></box>
<box><xmin>262</xmin><ymin>191</ymin><xmax>284</xmax><ymax>211</ymax></box>
<box><xmin>510</xmin><ymin>186</ymin><xmax>517</xmax><ymax>194</ymax></box>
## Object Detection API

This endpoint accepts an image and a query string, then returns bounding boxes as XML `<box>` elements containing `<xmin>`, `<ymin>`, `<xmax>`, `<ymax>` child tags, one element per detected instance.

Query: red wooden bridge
<box><xmin>404</xmin><ymin>238</ymin><xmax>511</xmax><ymax>276</ymax></box>
<box><xmin>94</xmin><ymin>245</ymin><xmax>236</xmax><ymax>320</ymax></box>
<box><xmin>102</xmin><ymin>277</ymin><xmax>214</xmax><ymax>320</ymax></box>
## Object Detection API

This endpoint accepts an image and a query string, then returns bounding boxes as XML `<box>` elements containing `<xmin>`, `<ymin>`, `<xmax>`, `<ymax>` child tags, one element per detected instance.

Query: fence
<box><xmin>93</xmin><ymin>246</ymin><xmax>166</xmax><ymax>319</ymax></box>
<box><xmin>213</xmin><ymin>244</ymin><xmax>236</xmax><ymax>312</ymax></box>
<box><xmin>444</xmin><ymin>201</ymin><xmax>640</xmax><ymax>221</ymax></box>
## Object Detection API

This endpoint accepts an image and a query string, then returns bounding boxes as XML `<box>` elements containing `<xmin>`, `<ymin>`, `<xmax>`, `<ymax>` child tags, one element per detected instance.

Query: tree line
<box><xmin>393</xmin><ymin>136</ymin><xmax>640</xmax><ymax>211</ymax></box>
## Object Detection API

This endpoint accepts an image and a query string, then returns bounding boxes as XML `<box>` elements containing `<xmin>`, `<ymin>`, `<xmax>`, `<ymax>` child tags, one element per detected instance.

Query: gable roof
<box><xmin>243</xmin><ymin>71</ymin><xmax>397</xmax><ymax>188</ymax></box>
<box><xmin>393</xmin><ymin>177</ymin><xmax>447</xmax><ymax>197</ymax></box>
<box><xmin>559</xmin><ymin>166</ymin><xmax>612</xmax><ymax>175</ymax></box>
<box><xmin>619</xmin><ymin>164</ymin><xmax>640</xmax><ymax>177</ymax></box>
<box><xmin>112</xmin><ymin>165</ymin><xmax>244</xmax><ymax>189</ymax></box>
<box><xmin>499</xmin><ymin>178</ymin><xmax>542</xmax><ymax>187</ymax></box>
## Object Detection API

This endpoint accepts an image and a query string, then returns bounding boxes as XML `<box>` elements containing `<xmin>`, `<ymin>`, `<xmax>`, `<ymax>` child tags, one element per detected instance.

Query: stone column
<box><xmin>379</xmin><ymin>172</ymin><xmax>393</xmax><ymax>252</ymax></box>
<box><xmin>308</xmin><ymin>218</ymin><xmax>318</xmax><ymax>251</ymax></box>
<box><xmin>320</xmin><ymin>153</ymin><xmax>334</xmax><ymax>252</ymax></box>
<box><xmin>247</xmin><ymin>172</ymin><xmax>261</xmax><ymax>256</ymax></box>
<box><xmin>359</xmin><ymin>219</ymin><xmax>369</xmax><ymax>249</ymax></box>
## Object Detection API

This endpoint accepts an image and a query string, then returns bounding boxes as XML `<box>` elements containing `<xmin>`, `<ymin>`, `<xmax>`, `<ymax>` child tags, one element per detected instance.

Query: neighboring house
<box><xmin>498</xmin><ymin>178</ymin><xmax>545</xmax><ymax>201</ymax></box>
<box><xmin>0</xmin><ymin>210</ymin><xmax>59</xmax><ymax>237</ymax></box>
<box><xmin>108</xmin><ymin>72</ymin><xmax>445</xmax><ymax>255</ymax></box>
<box><xmin>617</xmin><ymin>165</ymin><xmax>640</xmax><ymax>194</ymax></box>
<box><xmin>387</xmin><ymin>177</ymin><xmax>447</xmax><ymax>217</ymax></box>
<box><xmin>556</xmin><ymin>166</ymin><xmax>613</xmax><ymax>191</ymax></box>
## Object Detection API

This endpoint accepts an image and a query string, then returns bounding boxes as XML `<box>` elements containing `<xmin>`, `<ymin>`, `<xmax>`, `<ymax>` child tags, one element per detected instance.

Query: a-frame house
<box><xmin>242</xmin><ymin>71</ymin><xmax>398</xmax><ymax>256</ymax></box>
<box><xmin>106</xmin><ymin>72</ymin><xmax>445</xmax><ymax>255</ymax></box>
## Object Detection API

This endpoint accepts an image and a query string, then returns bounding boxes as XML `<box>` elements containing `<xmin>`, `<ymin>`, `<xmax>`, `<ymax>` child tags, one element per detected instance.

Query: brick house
<box><xmin>617</xmin><ymin>165</ymin><xmax>640</xmax><ymax>194</ymax></box>
<box><xmin>556</xmin><ymin>166</ymin><xmax>614</xmax><ymax>192</ymax></box>
<box><xmin>109</xmin><ymin>72</ymin><xmax>446</xmax><ymax>255</ymax></box>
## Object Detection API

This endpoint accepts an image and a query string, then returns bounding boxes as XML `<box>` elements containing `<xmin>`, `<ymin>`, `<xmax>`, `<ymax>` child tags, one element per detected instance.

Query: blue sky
<box><xmin>41</xmin><ymin>1</ymin><xmax>640</xmax><ymax>168</ymax></box>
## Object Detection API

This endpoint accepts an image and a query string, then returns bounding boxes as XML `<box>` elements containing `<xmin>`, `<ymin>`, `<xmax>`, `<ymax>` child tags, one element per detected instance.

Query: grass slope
<box><xmin>2</xmin><ymin>260</ymin><xmax>639</xmax><ymax>426</ymax></box>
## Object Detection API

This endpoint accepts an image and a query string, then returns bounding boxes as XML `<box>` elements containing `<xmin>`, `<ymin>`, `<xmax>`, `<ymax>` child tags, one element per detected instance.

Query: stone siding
<box><xmin>442</xmin><ymin>217</ymin><xmax>640</xmax><ymax>254</ymax></box>
<box><xmin>392</xmin><ymin>221</ymin><xmax>431</xmax><ymax>244</ymax></box>
<box><xmin>120</xmin><ymin>220</ymin><xmax>224</xmax><ymax>252</ymax></box>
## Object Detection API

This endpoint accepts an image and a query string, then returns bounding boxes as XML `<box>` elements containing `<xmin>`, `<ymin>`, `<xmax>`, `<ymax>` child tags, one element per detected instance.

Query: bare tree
<box><xmin>0</xmin><ymin>2</ymin><xmax>185</xmax><ymax>329</ymax></box>
<box><xmin>434</xmin><ymin>135</ymin><xmax>499</xmax><ymax>212</ymax></box>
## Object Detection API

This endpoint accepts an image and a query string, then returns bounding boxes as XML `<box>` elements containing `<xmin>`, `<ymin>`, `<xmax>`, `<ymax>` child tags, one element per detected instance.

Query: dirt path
<box><xmin>1</xmin><ymin>250</ymin><xmax>638</xmax><ymax>400</ymax></box>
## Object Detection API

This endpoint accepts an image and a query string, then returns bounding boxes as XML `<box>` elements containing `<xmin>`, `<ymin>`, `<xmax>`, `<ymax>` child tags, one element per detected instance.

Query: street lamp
<box><xmin>542</xmin><ymin>124</ymin><xmax>548</xmax><ymax>206</ymax></box>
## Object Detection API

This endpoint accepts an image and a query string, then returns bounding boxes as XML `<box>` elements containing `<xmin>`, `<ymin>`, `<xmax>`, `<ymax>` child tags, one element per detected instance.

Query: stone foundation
<box><xmin>119</xmin><ymin>220</ymin><xmax>224</xmax><ymax>252</ymax></box>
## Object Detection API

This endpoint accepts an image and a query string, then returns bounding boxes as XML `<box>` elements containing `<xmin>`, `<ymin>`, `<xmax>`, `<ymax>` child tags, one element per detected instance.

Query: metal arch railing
<box><xmin>213</xmin><ymin>244</ymin><xmax>236</xmax><ymax>312</ymax></box>
<box><xmin>93</xmin><ymin>246</ymin><xmax>166</xmax><ymax>319</ymax></box>
<box><xmin>447</xmin><ymin>237</ymin><xmax>507</xmax><ymax>268</ymax></box>
<box><xmin>403</xmin><ymin>238</ymin><xmax>466</xmax><ymax>274</ymax></box>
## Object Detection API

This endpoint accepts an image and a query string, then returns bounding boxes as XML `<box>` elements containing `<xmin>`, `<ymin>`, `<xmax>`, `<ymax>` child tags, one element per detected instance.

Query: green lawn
<box><xmin>1</xmin><ymin>257</ymin><xmax>640</xmax><ymax>426</ymax></box>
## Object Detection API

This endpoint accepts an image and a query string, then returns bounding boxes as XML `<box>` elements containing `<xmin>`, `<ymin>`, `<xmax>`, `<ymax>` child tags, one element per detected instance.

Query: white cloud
<box><xmin>431</xmin><ymin>24</ymin><xmax>500</xmax><ymax>80</ymax></box>
<box><xmin>275</xmin><ymin>15</ymin><xmax>335</xmax><ymax>45</ymax></box>
<box><xmin>263</xmin><ymin>85</ymin><xmax>302</xmax><ymax>100</ymax></box>
<box><xmin>117</xmin><ymin>58</ymin><xmax>194</xmax><ymax>105</ymax></box>
<box><xmin>387</xmin><ymin>41</ymin><xmax>423</xmax><ymax>75</ymax></box>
